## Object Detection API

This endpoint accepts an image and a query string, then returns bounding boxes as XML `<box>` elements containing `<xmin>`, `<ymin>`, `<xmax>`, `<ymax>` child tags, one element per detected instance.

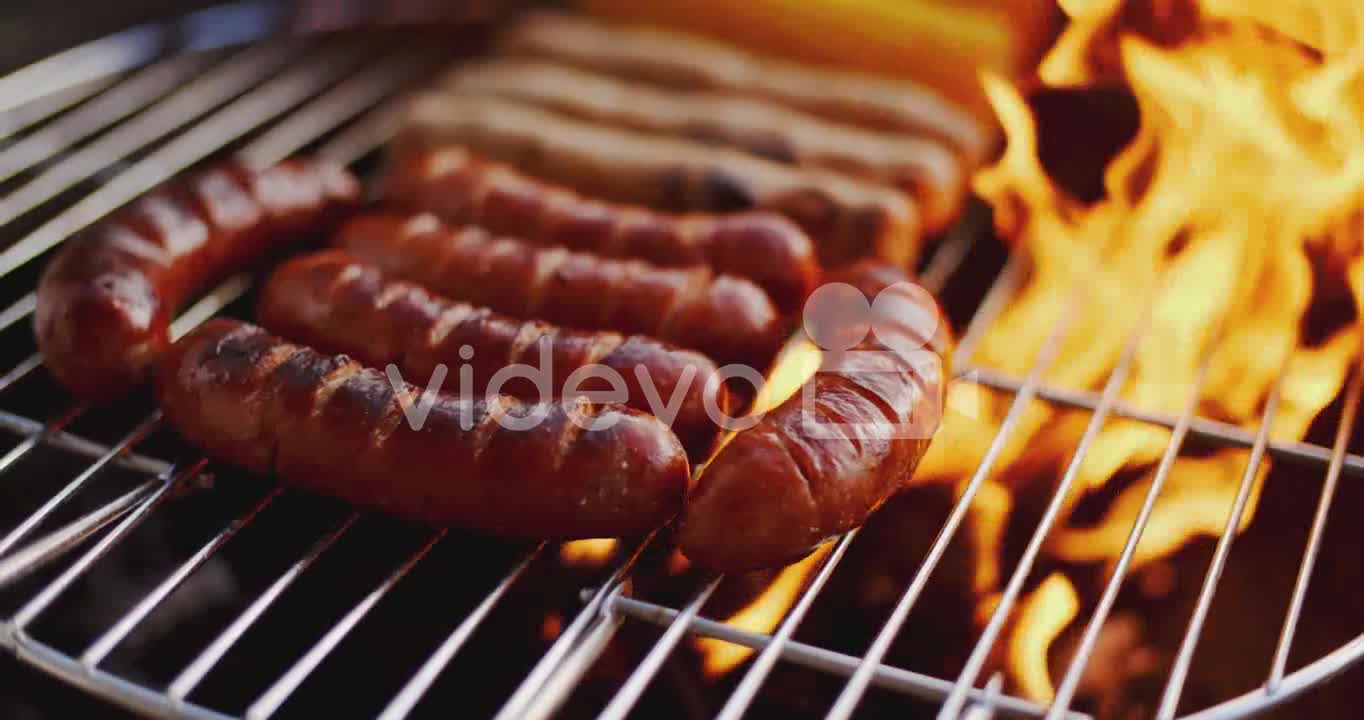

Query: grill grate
<box><xmin>1</xmin><ymin>5</ymin><xmax>1363</xmax><ymax>720</ymax></box>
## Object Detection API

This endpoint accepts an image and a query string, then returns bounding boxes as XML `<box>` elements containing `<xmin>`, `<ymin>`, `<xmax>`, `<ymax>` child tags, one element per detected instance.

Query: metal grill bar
<box><xmin>718</xmin><ymin>538</ymin><xmax>855</xmax><ymax>720</ymax></box>
<box><xmin>937</xmin><ymin>304</ymin><xmax>1156</xmax><ymax>719</ymax></box>
<box><xmin>377</xmin><ymin>543</ymin><xmax>547</xmax><ymax>720</ymax></box>
<box><xmin>79</xmin><ymin>488</ymin><xmax>283</xmax><ymax>668</ymax></box>
<box><xmin>0</xmin><ymin>41</ymin><xmax>366</xmax><ymax>280</ymax></box>
<box><xmin>244</xmin><ymin>529</ymin><xmax>449</xmax><ymax>720</ymax></box>
<box><xmin>1</xmin><ymin>10</ymin><xmax>1363</xmax><ymax>720</ymax></box>
<box><xmin>608</xmin><ymin>594</ymin><xmax>1089</xmax><ymax>719</ymax></box>
<box><xmin>0</xmin><ymin>76</ymin><xmax>121</xmax><ymax>142</ymax></box>
<box><xmin>1156</xmin><ymin>380</ymin><xmax>1285</xmax><ymax>719</ymax></box>
<box><xmin>0</xmin><ymin>412</ymin><xmax>162</xmax><ymax>559</ymax></box>
<box><xmin>167</xmin><ymin>512</ymin><xmax>360</xmax><ymax>705</ymax></box>
<box><xmin>1267</xmin><ymin>352</ymin><xmax>1364</xmax><ymax>688</ymax></box>
<box><xmin>492</xmin><ymin>534</ymin><xmax>659</xmax><ymax>720</ymax></box>
<box><xmin>2</xmin><ymin>458</ymin><xmax>204</xmax><ymax>633</ymax></box>
<box><xmin>0</xmin><ymin>45</ymin><xmax>297</xmax><ymax>233</ymax></box>
<box><xmin>966</xmin><ymin>364</ymin><xmax>1364</xmax><ymax>476</ymax></box>
<box><xmin>0</xmin><ymin>53</ymin><xmax>218</xmax><ymax>185</ymax></box>
<box><xmin>1044</xmin><ymin>341</ymin><xmax>1218</xmax><ymax>718</ymax></box>
<box><xmin>595</xmin><ymin>577</ymin><xmax>722</xmax><ymax>720</ymax></box>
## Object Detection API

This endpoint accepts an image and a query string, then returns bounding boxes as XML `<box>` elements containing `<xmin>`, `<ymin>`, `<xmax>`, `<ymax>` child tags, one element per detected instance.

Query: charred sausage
<box><xmin>35</xmin><ymin>158</ymin><xmax>360</xmax><ymax>402</ymax></box>
<box><xmin>382</xmin><ymin>146</ymin><xmax>820</xmax><ymax>311</ymax></box>
<box><xmin>157</xmin><ymin>318</ymin><xmax>690</xmax><ymax>539</ymax></box>
<box><xmin>677</xmin><ymin>270</ymin><xmax>945</xmax><ymax>571</ymax></box>
<box><xmin>500</xmin><ymin>12</ymin><xmax>992</xmax><ymax>166</ymax></box>
<box><xmin>442</xmin><ymin>61</ymin><xmax>967</xmax><ymax>232</ymax></box>
<box><xmin>399</xmin><ymin>93</ymin><xmax>921</xmax><ymax>267</ymax></box>
<box><xmin>258</xmin><ymin>250</ymin><xmax>729</xmax><ymax>457</ymax></box>
<box><xmin>334</xmin><ymin>213</ymin><xmax>786</xmax><ymax>371</ymax></box>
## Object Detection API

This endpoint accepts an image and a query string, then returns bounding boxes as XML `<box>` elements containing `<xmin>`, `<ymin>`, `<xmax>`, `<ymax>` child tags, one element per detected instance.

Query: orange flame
<box><xmin>944</xmin><ymin>0</ymin><xmax>1364</xmax><ymax>700</ymax></box>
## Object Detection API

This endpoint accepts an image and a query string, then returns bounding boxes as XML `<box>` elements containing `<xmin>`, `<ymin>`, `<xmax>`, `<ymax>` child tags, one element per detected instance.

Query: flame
<box><xmin>696</xmin><ymin>542</ymin><xmax>833</xmax><ymax>675</ymax></box>
<box><xmin>560</xmin><ymin>538</ymin><xmax>619</xmax><ymax>566</ymax></box>
<box><xmin>693</xmin><ymin>336</ymin><xmax>827</xmax><ymax>675</ymax></box>
<box><xmin>918</xmin><ymin>0</ymin><xmax>1364</xmax><ymax>700</ymax></box>
<box><xmin>1009</xmin><ymin>574</ymin><xmax>1080</xmax><ymax>702</ymax></box>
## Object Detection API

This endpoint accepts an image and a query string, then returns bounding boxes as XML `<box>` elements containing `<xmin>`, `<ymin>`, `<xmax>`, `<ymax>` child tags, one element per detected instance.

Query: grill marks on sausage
<box><xmin>159</xmin><ymin>319</ymin><xmax>691</xmax><ymax>538</ymax></box>
<box><xmin>334</xmin><ymin>213</ymin><xmax>783</xmax><ymax>371</ymax></box>
<box><xmin>383</xmin><ymin>146</ymin><xmax>819</xmax><ymax>311</ymax></box>
<box><xmin>398</xmin><ymin>93</ymin><xmax>918</xmax><ymax>269</ymax></box>
<box><xmin>35</xmin><ymin>157</ymin><xmax>360</xmax><ymax>402</ymax></box>
<box><xmin>257</xmin><ymin>251</ymin><xmax>728</xmax><ymax>457</ymax></box>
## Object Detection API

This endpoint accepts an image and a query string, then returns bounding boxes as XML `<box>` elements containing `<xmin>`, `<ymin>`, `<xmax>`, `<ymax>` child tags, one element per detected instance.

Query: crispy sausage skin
<box><xmin>443</xmin><ymin>61</ymin><xmax>967</xmax><ymax>232</ymax></box>
<box><xmin>500</xmin><ymin>12</ymin><xmax>992</xmax><ymax>166</ymax></box>
<box><xmin>158</xmin><ymin>319</ymin><xmax>690</xmax><ymax>539</ymax></box>
<box><xmin>383</xmin><ymin>146</ymin><xmax>820</xmax><ymax>312</ymax></box>
<box><xmin>258</xmin><ymin>251</ymin><xmax>729</xmax><ymax>457</ymax></box>
<box><xmin>678</xmin><ymin>271</ymin><xmax>945</xmax><ymax>571</ymax></box>
<box><xmin>334</xmin><ymin>213</ymin><xmax>786</xmax><ymax>371</ymax></box>
<box><xmin>35</xmin><ymin>158</ymin><xmax>360</xmax><ymax>402</ymax></box>
<box><xmin>400</xmin><ymin>93</ymin><xmax>921</xmax><ymax>268</ymax></box>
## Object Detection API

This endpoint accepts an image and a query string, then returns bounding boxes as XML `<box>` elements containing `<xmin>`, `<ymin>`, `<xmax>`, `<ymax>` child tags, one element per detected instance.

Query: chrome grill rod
<box><xmin>936</xmin><ymin>302</ymin><xmax>1157</xmax><ymax>719</ymax></box>
<box><xmin>0</xmin><ymin>47</ymin><xmax>433</xmax><ymax>573</ymax></box>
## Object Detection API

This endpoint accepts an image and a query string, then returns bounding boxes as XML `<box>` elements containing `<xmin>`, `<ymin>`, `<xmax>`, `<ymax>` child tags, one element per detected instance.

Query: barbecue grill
<box><xmin>1</xmin><ymin>3</ymin><xmax>1363</xmax><ymax>719</ymax></box>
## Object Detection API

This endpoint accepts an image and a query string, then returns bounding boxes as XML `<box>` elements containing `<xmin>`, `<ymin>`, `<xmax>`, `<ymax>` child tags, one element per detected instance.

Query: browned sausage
<box><xmin>334</xmin><ymin>213</ymin><xmax>787</xmax><ymax>371</ymax></box>
<box><xmin>34</xmin><ymin>158</ymin><xmax>360</xmax><ymax>402</ymax></box>
<box><xmin>677</xmin><ymin>271</ymin><xmax>945</xmax><ymax>571</ymax></box>
<box><xmin>442</xmin><ymin>61</ymin><xmax>967</xmax><ymax>232</ymax></box>
<box><xmin>257</xmin><ymin>250</ymin><xmax>729</xmax><ymax>457</ymax></box>
<box><xmin>399</xmin><ymin>93</ymin><xmax>921</xmax><ymax>267</ymax></box>
<box><xmin>499</xmin><ymin>12</ymin><xmax>992</xmax><ymax>166</ymax></box>
<box><xmin>382</xmin><ymin>145</ymin><xmax>820</xmax><ymax>312</ymax></box>
<box><xmin>157</xmin><ymin>318</ymin><xmax>690</xmax><ymax>539</ymax></box>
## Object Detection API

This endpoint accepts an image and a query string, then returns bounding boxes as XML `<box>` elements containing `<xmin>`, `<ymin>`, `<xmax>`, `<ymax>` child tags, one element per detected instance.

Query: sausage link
<box><xmin>677</xmin><ymin>272</ymin><xmax>945</xmax><ymax>571</ymax></box>
<box><xmin>258</xmin><ymin>250</ymin><xmax>729</xmax><ymax>457</ymax></box>
<box><xmin>34</xmin><ymin>157</ymin><xmax>360</xmax><ymax>402</ymax></box>
<box><xmin>334</xmin><ymin>213</ymin><xmax>786</xmax><ymax>371</ymax></box>
<box><xmin>443</xmin><ymin>61</ymin><xmax>967</xmax><ymax>232</ymax></box>
<box><xmin>383</xmin><ymin>146</ymin><xmax>819</xmax><ymax>312</ymax></box>
<box><xmin>500</xmin><ymin>12</ymin><xmax>992</xmax><ymax>166</ymax></box>
<box><xmin>157</xmin><ymin>319</ymin><xmax>690</xmax><ymax>539</ymax></box>
<box><xmin>399</xmin><ymin>93</ymin><xmax>921</xmax><ymax>267</ymax></box>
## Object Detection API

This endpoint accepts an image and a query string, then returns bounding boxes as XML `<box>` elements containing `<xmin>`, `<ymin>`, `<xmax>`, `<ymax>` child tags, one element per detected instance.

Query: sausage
<box><xmin>258</xmin><ymin>250</ymin><xmax>729</xmax><ymax>457</ymax></box>
<box><xmin>34</xmin><ymin>158</ymin><xmax>360</xmax><ymax>402</ymax></box>
<box><xmin>677</xmin><ymin>272</ymin><xmax>945</xmax><ymax>571</ymax></box>
<box><xmin>500</xmin><ymin>12</ymin><xmax>992</xmax><ymax>166</ymax></box>
<box><xmin>399</xmin><ymin>93</ymin><xmax>921</xmax><ymax>267</ymax></box>
<box><xmin>825</xmin><ymin>259</ymin><xmax>954</xmax><ymax>358</ymax></box>
<box><xmin>334</xmin><ymin>213</ymin><xmax>787</xmax><ymax>371</ymax></box>
<box><xmin>442</xmin><ymin>61</ymin><xmax>967</xmax><ymax>232</ymax></box>
<box><xmin>382</xmin><ymin>146</ymin><xmax>820</xmax><ymax>312</ymax></box>
<box><xmin>157</xmin><ymin>318</ymin><xmax>690</xmax><ymax>539</ymax></box>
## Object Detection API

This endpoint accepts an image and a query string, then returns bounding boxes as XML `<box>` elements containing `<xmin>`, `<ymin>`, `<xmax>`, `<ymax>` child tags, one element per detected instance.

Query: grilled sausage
<box><xmin>500</xmin><ymin>12</ymin><xmax>991</xmax><ymax>166</ymax></box>
<box><xmin>34</xmin><ymin>158</ymin><xmax>360</xmax><ymax>402</ymax></box>
<box><xmin>258</xmin><ymin>251</ymin><xmax>729</xmax><ymax>457</ymax></box>
<box><xmin>334</xmin><ymin>213</ymin><xmax>786</xmax><ymax>371</ymax></box>
<box><xmin>382</xmin><ymin>146</ymin><xmax>820</xmax><ymax>312</ymax></box>
<box><xmin>158</xmin><ymin>319</ymin><xmax>690</xmax><ymax>539</ymax></box>
<box><xmin>442</xmin><ymin>61</ymin><xmax>966</xmax><ymax>232</ymax></box>
<box><xmin>399</xmin><ymin>93</ymin><xmax>921</xmax><ymax>267</ymax></box>
<box><xmin>678</xmin><ymin>272</ymin><xmax>945</xmax><ymax>571</ymax></box>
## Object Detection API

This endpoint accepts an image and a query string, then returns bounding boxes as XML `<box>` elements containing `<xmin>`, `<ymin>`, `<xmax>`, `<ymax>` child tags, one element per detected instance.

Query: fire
<box><xmin>693</xmin><ymin>336</ymin><xmax>825</xmax><ymax>674</ymax></box>
<box><xmin>935</xmin><ymin>0</ymin><xmax>1364</xmax><ymax>702</ymax></box>
<box><xmin>559</xmin><ymin>538</ymin><xmax>618</xmax><ymax>566</ymax></box>
<box><xmin>696</xmin><ymin>543</ymin><xmax>833</xmax><ymax>675</ymax></box>
<box><xmin>1008</xmin><ymin>574</ymin><xmax>1079</xmax><ymax>702</ymax></box>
